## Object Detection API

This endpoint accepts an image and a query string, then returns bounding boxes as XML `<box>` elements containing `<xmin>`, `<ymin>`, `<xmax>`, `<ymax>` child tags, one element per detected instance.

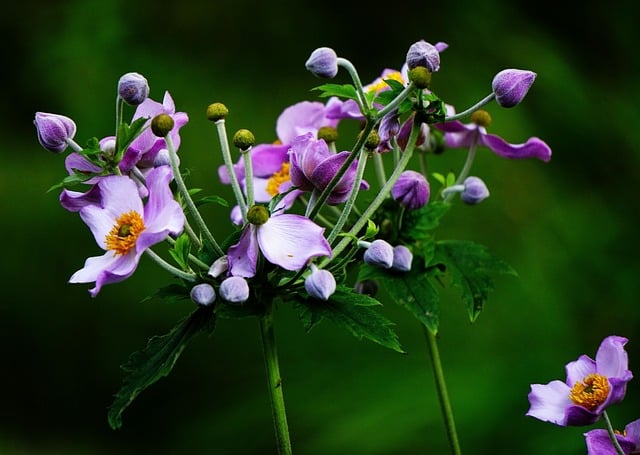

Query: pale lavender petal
<box><xmin>595</xmin><ymin>336</ymin><xmax>630</xmax><ymax>379</ymax></box>
<box><xmin>69</xmin><ymin>251</ymin><xmax>138</xmax><ymax>297</ymax></box>
<box><xmin>526</xmin><ymin>380</ymin><xmax>572</xmax><ymax>426</ymax></box>
<box><xmin>218</xmin><ymin>157</ymin><xmax>245</xmax><ymax>185</ymax></box>
<box><xmin>625</xmin><ymin>418</ymin><xmax>640</xmax><ymax>448</ymax></box>
<box><xmin>79</xmin><ymin>204</ymin><xmax>121</xmax><ymax>249</ymax></box>
<box><xmin>251</xmin><ymin>176</ymin><xmax>272</xmax><ymax>202</ymax></box>
<box><xmin>276</xmin><ymin>101</ymin><xmax>338</xmax><ymax>145</ymax></box>
<box><xmin>65</xmin><ymin>152</ymin><xmax>102</xmax><ymax>175</ymax></box>
<box><xmin>257</xmin><ymin>214</ymin><xmax>331</xmax><ymax>271</ymax></box>
<box><xmin>250</xmin><ymin>143</ymin><xmax>290</xmax><ymax>177</ymax></box>
<box><xmin>59</xmin><ymin>185</ymin><xmax>102</xmax><ymax>212</ymax></box>
<box><xmin>585</xmin><ymin>429</ymin><xmax>624</xmax><ymax>455</ymax></box>
<box><xmin>142</xmin><ymin>166</ymin><xmax>184</xmax><ymax>236</ymax></box>
<box><xmin>565</xmin><ymin>355</ymin><xmax>597</xmax><ymax>386</ymax></box>
<box><xmin>228</xmin><ymin>226</ymin><xmax>259</xmax><ymax>278</ymax></box>
<box><xmin>480</xmin><ymin>133</ymin><xmax>552</xmax><ymax>161</ymax></box>
<box><xmin>324</xmin><ymin>97</ymin><xmax>363</xmax><ymax>120</ymax></box>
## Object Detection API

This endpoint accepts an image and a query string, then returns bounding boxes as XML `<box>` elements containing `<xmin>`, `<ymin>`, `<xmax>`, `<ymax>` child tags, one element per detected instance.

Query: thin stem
<box><xmin>216</xmin><ymin>119</ymin><xmax>248</xmax><ymax>222</ymax></box>
<box><xmin>65</xmin><ymin>138</ymin><xmax>84</xmax><ymax>153</ymax></box>
<box><xmin>337</xmin><ymin>57</ymin><xmax>370</xmax><ymax>115</ymax></box>
<box><xmin>603</xmin><ymin>411</ymin><xmax>626</xmax><ymax>455</ymax></box>
<box><xmin>376</xmin><ymin>81</ymin><xmax>416</xmax><ymax>119</ymax></box>
<box><xmin>259</xmin><ymin>299</ymin><xmax>293</xmax><ymax>455</ymax></box>
<box><xmin>164</xmin><ymin>236</ymin><xmax>210</xmax><ymax>271</ymax></box>
<box><xmin>444</xmin><ymin>93</ymin><xmax>495</xmax><ymax>122</ymax></box>
<box><xmin>144</xmin><ymin>248</ymin><xmax>196</xmax><ymax>282</ymax></box>
<box><xmin>372</xmin><ymin>151</ymin><xmax>387</xmax><ymax>189</ymax></box>
<box><xmin>423</xmin><ymin>326</ymin><xmax>461</xmax><ymax>455</ymax></box>
<box><xmin>443</xmin><ymin>135</ymin><xmax>478</xmax><ymax>203</ymax></box>
<box><xmin>242</xmin><ymin>147</ymin><xmax>255</xmax><ymax>208</ymax></box>
<box><xmin>165</xmin><ymin>134</ymin><xmax>224</xmax><ymax>256</ymax></box>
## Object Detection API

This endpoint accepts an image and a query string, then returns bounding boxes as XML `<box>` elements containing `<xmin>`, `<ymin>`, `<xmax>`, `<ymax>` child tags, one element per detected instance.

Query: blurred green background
<box><xmin>3</xmin><ymin>0</ymin><xmax>640</xmax><ymax>453</ymax></box>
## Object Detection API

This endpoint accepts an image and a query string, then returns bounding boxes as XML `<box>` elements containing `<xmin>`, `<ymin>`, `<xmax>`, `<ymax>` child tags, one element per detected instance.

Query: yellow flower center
<box><xmin>105</xmin><ymin>210</ymin><xmax>145</xmax><ymax>256</ymax></box>
<box><xmin>569</xmin><ymin>373</ymin><xmax>610</xmax><ymax>410</ymax></box>
<box><xmin>366</xmin><ymin>71</ymin><xmax>405</xmax><ymax>93</ymax></box>
<box><xmin>266</xmin><ymin>162</ymin><xmax>291</xmax><ymax>197</ymax></box>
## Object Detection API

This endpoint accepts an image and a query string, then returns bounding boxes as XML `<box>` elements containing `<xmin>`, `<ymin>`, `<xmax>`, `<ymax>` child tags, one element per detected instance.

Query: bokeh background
<box><xmin>3</xmin><ymin>0</ymin><xmax>639</xmax><ymax>453</ymax></box>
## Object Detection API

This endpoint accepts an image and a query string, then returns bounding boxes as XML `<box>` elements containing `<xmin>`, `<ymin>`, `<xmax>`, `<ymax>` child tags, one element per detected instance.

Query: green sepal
<box><xmin>312</xmin><ymin>83</ymin><xmax>358</xmax><ymax>101</ymax></box>
<box><xmin>358</xmin><ymin>254</ymin><xmax>441</xmax><ymax>335</ymax></box>
<box><xmin>107</xmin><ymin>307</ymin><xmax>215</xmax><ymax>429</ymax></box>
<box><xmin>46</xmin><ymin>172</ymin><xmax>95</xmax><ymax>192</ymax></box>
<box><xmin>433</xmin><ymin>240</ymin><xmax>518</xmax><ymax>322</ymax></box>
<box><xmin>168</xmin><ymin>233</ymin><xmax>191</xmax><ymax>271</ymax></box>
<box><xmin>294</xmin><ymin>286</ymin><xmax>404</xmax><ymax>353</ymax></box>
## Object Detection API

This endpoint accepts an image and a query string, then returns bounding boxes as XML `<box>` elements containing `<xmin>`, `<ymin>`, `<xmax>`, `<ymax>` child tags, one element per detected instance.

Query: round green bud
<box><xmin>359</xmin><ymin>129</ymin><xmax>380</xmax><ymax>150</ymax></box>
<box><xmin>232</xmin><ymin>129</ymin><xmax>255</xmax><ymax>150</ymax></box>
<box><xmin>246</xmin><ymin>205</ymin><xmax>270</xmax><ymax>226</ymax></box>
<box><xmin>206</xmin><ymin>102</ymin><xmax>229</xmax><ymax>121</ymax></box>
<box><xmin>470</xmin><ymin>109</ymin><xmax>492</xmax><ymax>128</ymax></box>
<box><xmin>151</xmin><ymin>114</ymin><xmax>174</xmax><ymax>137</ymax></box>
<box><xmin>409</xmin><ymin>66</ymin><xmax>432</xmax><ymax>89</ymax></box>
<box><xmin>317</xmin><ymin>126</ymin><xmax>338</xmax><ymax>143</ymax></box>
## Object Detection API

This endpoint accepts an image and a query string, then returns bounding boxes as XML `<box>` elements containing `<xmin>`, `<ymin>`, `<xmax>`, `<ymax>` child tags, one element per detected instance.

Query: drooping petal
<box><xmin>228</xmin><ymin>226</ymin><xmax>260</xmax><ymax>278</ymax></box>
<box><xmin>69</xmin><ymin>251</ymin><xmax>139</xmax><ymax>297</ymax></box>
<box><xmin>256</xmin><ymin>214</ymin><xmax>331</xmax><ymax>271</ymax></box>
<box><xmin>479</xmin><ymin>133</ymin><xmax>552</xmax><ymax>161</ymax></box>
<box><xmin>64</xmin><ymin>152</ymin><xmax>102</xmax><ymax>176</ymax></box>
<box><xmin>142</xmin><ymin>166</ymin><xmax>184</xmax><ymax>237</ymax></box>
<box><xmin>526</xmin><ymin>380</ymin><xmax>572</xmax><ymax>426</ymax></box>
<box><xmin>59</xmin><ymin>185</ymin><xmax>102</xmax><ymax>212</ymax></box>
<box><xmin>595</xmin><ymin>336</ymin><xmax>630</xmax><ymax>379</ymax></box>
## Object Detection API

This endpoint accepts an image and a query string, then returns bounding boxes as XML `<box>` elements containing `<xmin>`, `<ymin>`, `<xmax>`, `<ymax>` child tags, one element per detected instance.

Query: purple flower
<box><xmin>492</xmin><ymin>69</ymin><xmax>537</xmax><ymax>108</ymax></box>
<box><xmin>527</xmin><ymin>335</ymin><xmax>633</xmax><ymax>426</ymax></box>
<box><xmin>391</xmin><ymin>245</ymin><xmax>413</xmax><ymax>272</ymax></box>
<box><xmin>227</xmin><ymin>205</ymin><xmax>332</xmax><ymax>278</ymax></box>
<box><xmin>69</xmin><ymin>165</ymin><xmax>184</xmax><ymax>297</ymax></box>
<box><xmin>392</xmin><ymin>170</ymin><xmax>430</xmax><ymax>209</ymax></box>
<box><xmin>118</xmin><ymin>72</ymin><xmax>149</xmax><ymax>106</ymax></box>
<box><xmin>34</xmin><ymin>112</ymin><xmax>77</xmax><ymax>153</ymax></box>
<box><xmin>305</xmin><ymin>47</ymin><xmax>339</xmax><ymax>79</ymax></box>
<box><xmin>437</xmin><ymin>111</ymin><xmax>552</xmax><ymax>162</ymax></box>
<box><xmin>361</xmin><ymin>239</ymin><xmax>394</xmax><ymax>269</ymax></box>
<box><xmin>304</xmin><ymin>264</ymin><xmax>336</xmax><ymax>300</ymax></box>
<box><xmin>406</xmin><ymin>40</ymin><xmax>441</xmax><ymax>72</ymax></box>
<box><xmin>219</xmin><ymin>276</ymin><xmax>250</xmax><ymax>304</ymax></box>
<box><xmin>288</xmin><ymin>133</ymin><xmax>369</xmax><ymax>204</ymax></box>
<box><xmin>585</xmin><ymin>418</ymin><xmax>640</xmax><ymax>454</ymax></box>
<box><xmin>461</xmin><ymin>176</ymin><xmax>490</xmax><ymax>205</ymax></box>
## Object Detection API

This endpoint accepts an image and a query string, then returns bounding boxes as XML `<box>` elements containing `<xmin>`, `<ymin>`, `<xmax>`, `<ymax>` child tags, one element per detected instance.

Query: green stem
<box><xmin>443</xmin><ymin>134</ymin><xmax>478</xmax><ymax>203</ymax></box>
<box><xmin>603</xmin><ymin>411</ymin><xmax>626</xmax><ymax>455</ymax></box>
<box><xmin>144</xmin><ymin>248</ymin><xmax>196</xmax><ymax>282</ymax></box>
<box><xmin>423</xmin><ymin>326</ymin><xmax>461</xmax><ymax>455</ymax></box>
<box><xmin>216</xmin><ymin>119</ymin><xmax>248</xmax><ymax>222</ymax></box>
<box><xmin>444</xmin><ymin>93</ymin><xmax>495</xmax><ymax>122</ymax></box>
<box><xmin>259</xmin><ymin>300</ymin><xmax>293</xmax><ymax>455</ymax></box>
<box><xmin>336</xmin><ymin>57</ymin><xmax>370</xmax><ymax>115</ymax></box>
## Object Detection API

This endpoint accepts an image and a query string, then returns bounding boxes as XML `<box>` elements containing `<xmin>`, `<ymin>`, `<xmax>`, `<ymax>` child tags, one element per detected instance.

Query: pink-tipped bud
<box><xmin>492</xmin><ymin>69</ymin><xmax>536</xmax><ymax>108</ymax></box>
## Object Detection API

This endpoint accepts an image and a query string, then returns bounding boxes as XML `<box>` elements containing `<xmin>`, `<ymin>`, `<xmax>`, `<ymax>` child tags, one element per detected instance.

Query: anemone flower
<box><xmin>585</xmin><ymin>418</ymin><xmax>640</xmax><ymax>454</ymax></box>
<box><xmin>69</xmin><ymin>165</ymin><xmax>184</xmax><ymax>297</ymax></box>
<box><xmin>227</xmin><ymin>205</ymin><xmax>332</xmax><ymax>278</ymax></box>
<box><xmin>527</xmin><ymin>335</ymin><xmax>633</xmax><ymax>426</ymax></box>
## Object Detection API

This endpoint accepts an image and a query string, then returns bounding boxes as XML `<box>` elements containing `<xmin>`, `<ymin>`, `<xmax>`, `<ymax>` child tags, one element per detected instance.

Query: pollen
<box><xmin>569</xmin><ymin>373</ymin><xmax>610</xmax><ymax>410</ymax></box>
<box><xmin>366</xmin><ymin>71</ymin><xmax>405</xmax><ymax>93</ymax></box>
<box><xmin>266</xmin><ymin>162</ymin><xmax>291</xmax><ymax>196</ymax></box>
<box><xmin>105</xmin><ymin>210</ymin><xmax>145</xmax><ymax>256</ymax></box>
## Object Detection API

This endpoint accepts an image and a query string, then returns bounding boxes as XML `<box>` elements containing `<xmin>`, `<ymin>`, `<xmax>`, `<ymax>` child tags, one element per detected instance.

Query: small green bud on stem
<box><xmin>409</xmin><ymin>66</ymin><xmax>432</xmax><ymax>89</ymax></box>
<box><xmin>317</xmin><ymin>126</ymin><xmax>338</xmax><ymax>143</ymax></box>
<box><xmin>232</xmin><ymin>128</ymin><xmax>255</xmax><ymax>151</ymax></box>
<box><xmin>206</xmin><ymin>102</ymin><xmax>229</xmax><ymax>121</ymax></box>
<box><xmin>151</xmin><ymin>114</ymin><xmax>174</xmax><ymax>137</ymax></box>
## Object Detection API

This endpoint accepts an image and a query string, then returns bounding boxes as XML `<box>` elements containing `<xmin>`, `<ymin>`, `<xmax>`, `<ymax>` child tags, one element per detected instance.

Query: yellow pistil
<box><xmin>366</xmin><ymin>71</ymin><xmax>405</xmax><ymax>93</ymax></box>
<box><xmin>265</xmin><ymin>162</ymin><xmax>291</xmax><ymax>197</ymax></box>
<box><xmin>569</xmin><ymin>373</ymin><xmax>610</xmax><ymax>410</ymax></box>
<box><xmin>105</xmin><ymin>210</ymin><xmax>145</xmax><ymax>256</ymax></box>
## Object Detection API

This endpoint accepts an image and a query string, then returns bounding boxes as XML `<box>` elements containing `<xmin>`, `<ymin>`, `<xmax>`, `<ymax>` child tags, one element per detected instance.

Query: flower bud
<box><xmin>406</xmin><ymin>40</ymin><xmax>440</xmax><ymax>72</ymax></box>
<box><xmin>304</xmin><ymin>265</ymin><xmax>336</xmax><ymax>301</ymax></box>
<box><xmin>206</xmin><ymin>102</ymin><xmax>229</xmax><ymax>121</ymax></box>
<box><xmin>392</xmin><ymin>170</ymin><xmax>430</xmax><ymax>209</ymax></box>
<box><xmin>461</xmin><ymin>176</ymin><xmax>490</xmax><ymax>204</ymax></box>
<box><xmin>208</xmin><ymin>255</ymin><xmax>229</xmax><ymax>278</ymax></box>
<box><xmin>117</xmin><ymin>72</ymin><xmax>149</xmax><ymax>106</ymax></box>
<box><xmin>232</xmin><ymin>129</ymin><xmax>255</xmax><ymax>150</ymax></box>
<box><xmin>392</xmin><ymin>245</ymin><xmax>413</xmax><ymax>272</ymax></box>
<box><xmin>470</xmin><ymin>109</ymin><xmax>492</xmax><ymax>128</ymax></box>
<box><xmin>247</xmin><ymin>205</ymin><xmax>269</xmax><ymax>225</ymax></box>
<box><xmin>362</xmin><ymin>239</ymin><xmax>394</xmax><ymax>268</ymax></box>
<box><xmin>151</xmin><ymin>114</ymin><xmax>174</xmax><ymax>137</ymax></box>
<box><xmin>305</xmin><ymin>47</ymin><xmax>338</xmax><ymax>79</ymax></box>
<box><xmin>363</xmin><ymin>129</ymin><xmax>380</xmax><ymax>150</ymax></box>
<box><xmin>219</xmin><ymin>276</ymin><xmax>250</xmax><ymax>304</ymax></box>
<box><xmin>34</xmin><ymin>112</ymin><xmax>77</xmax><ymax>153</ymax></box>
<box><xmin>190</xmin><ymin>283</ymin><xmax>216</xmax><ymax>307</ymax></box>
<box><xmin>492</xmin><ymin>69</ymin><xmax>537</xmax><ymax>108</ymax></box>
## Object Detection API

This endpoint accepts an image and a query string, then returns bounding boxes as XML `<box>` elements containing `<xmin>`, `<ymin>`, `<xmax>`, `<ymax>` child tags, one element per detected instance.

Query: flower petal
<box><xmin>480</xmin><ymin>133</ymin><xmax>552</xmax><ymax>162</ymax></box>
<box><xmin>276</xmin><ymin>101</ymin><xmax>337</xmax><ymax>144</ymax></box>
<box><xmin>250</xmin><ymin>143</ymin><xmax>290</xmax><ymax>177</ymax></box>
<box><xmin>595</xmin><ymin>335</ymin><xmax>630</xmax><ymax>379</ymax></box>
<box><xmin>228</xmin><ymin>226</ymin><xmax>259</xmax><ymax>278</ymax></box>
<box><xmin>142</xmin><ymin>166</ymin><xmax>184</xmax><ymax>237</ymax></box>
<box><xmin>526</xmin><ymin>380</ymin><xmax>572</xmax><ymax>426</ymax></box>
<box><xmin>257</xmin><ymin>214</ymin><xmax>331</xmax><ymax>271</ymax></box>
<box><xmin>69</xmin><ymin>251</ymin><xmax>138</xmax><ymax>297</ymax></box>
<box><xmin>565</xmin><ymin>355</ymin><xmax>597</xmax><ymax>386</ymax></box>
<box><xmin>584</xmin><ymin>429</ymin><xmax>629</xmax><ymax>455</ymax></box>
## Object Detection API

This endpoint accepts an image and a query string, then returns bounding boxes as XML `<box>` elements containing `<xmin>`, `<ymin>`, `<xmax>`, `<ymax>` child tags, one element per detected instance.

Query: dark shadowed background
<box><xmin>2</xmin><ymin>0</ymin><xmax>640</xmax><ymax>453</ymax></box>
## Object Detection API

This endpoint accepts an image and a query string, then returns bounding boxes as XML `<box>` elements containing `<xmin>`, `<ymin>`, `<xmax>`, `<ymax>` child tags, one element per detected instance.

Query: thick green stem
<box><xmin>603</xmin><ymin>411</ymin><xmax>626</xmax><ymax>455</ymax></box>
<box><xmin>260</xmin><ymin>300</ymin><xmax>292</xmax><ymax>455</ymax></box>
<box><xmin>423</xmin><ymin>326</ymin><xmax>461</xmax><ymax>455</ymax></box>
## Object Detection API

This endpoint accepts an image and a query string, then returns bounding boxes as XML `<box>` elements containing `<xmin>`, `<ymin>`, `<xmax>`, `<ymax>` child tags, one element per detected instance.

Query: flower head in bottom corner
<box><xmin>585</xmin><ymin>418</ymin><xmax>640</xmax><ymax>454</ymax></box>
<box><xmin>526</xmin><ymin>335</ymin><xmax>633</xmax><ymax>426</ymax></box>
<box><xmin>69</xmin><ymin>165</ymin><xmax>184</xmax><ymax>296</ymax></box>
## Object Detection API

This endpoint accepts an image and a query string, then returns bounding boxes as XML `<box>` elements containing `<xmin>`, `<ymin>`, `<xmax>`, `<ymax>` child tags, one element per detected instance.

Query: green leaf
<box><xmin>194</xmin><ymin>195</ymin><xmax>229</xmax><ymax>208</ymax></box>
<box><xmin>358</xmin><ymin>259</ymin><xmax>441</xmax><ymax>334</ymax></box>
<box><xmin>295</xmin><ymin>287</ymin><xmax>404</xmax><ymax>353</ymax></box>
<box><xmin>46</xmin><ymin>172</ymin><xmax>95</xmax><ymax>192</ymax></box>
<box><xmin>108</xmin><ymin>307</ymin><xmax>215</xmax><ymax>429</ymax></box>
<box><xmin>140</xmin><ymin>283</ymin><xmax>191</xmax><ymax>304</ymax></box>
<box><xmin>433</xmin><ymin>240</ymin><xmax>517</xmax><ymax>322</ymax></box>
<box><xmin>400</xmin><ymin>201</ymin><xmax>450</xmax><ymax>243</ymax></box>
<box><xmin>312</xmin><ymin>83</ymin><xmax>358</xmax><ymax>101</ymax></box>
<box><xmin>168</xmin><ymin>233</ymin><xmax>192</xmax><ymax>271</ymax></box>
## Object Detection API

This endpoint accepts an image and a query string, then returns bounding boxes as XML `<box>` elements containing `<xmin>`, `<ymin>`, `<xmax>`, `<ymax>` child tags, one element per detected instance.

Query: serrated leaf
<box><xmin>295</xmin><ymin>287</ymin><xmax>403</xmax><ymax>352</ymax></box>
<box><xmin>312</xmin><ymin>83</ymin><xmax>358</xmax><ymax>101</ymax></box>
<box><xmin>108</xmin><ymin>307</ymin><xmax>215</xmax><ymax>429</ymax></box>
<box><xmin>433</xmin><ymin>240</ymin><xmax>517</xmax><ymax>322</ymax></box>
<box><xmin>400</xmin><ymin>201</ymin><xmax>450</xmax><ymax>243</ymax></box>
<box><xmin>358</xmin><ymin>259</ymin><xmax>440</xmax><ymax>334</ymax></box>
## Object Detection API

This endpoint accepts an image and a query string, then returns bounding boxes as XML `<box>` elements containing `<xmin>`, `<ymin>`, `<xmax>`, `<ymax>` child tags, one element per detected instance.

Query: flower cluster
<box><xmin>527</xmin><ymin>335</ymin><xmax>637</xmax><ymax>454</ymax></box>
<box><xmin>34</xmin><ymin>39</ymin><xmax>556</xmax><ymax>452</ymax></box>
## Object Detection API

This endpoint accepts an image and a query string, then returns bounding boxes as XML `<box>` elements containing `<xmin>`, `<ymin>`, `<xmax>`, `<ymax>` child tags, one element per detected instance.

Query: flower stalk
<box><xmin>603</xmin><ymin>411</ymin><xmax>626</xmax><ymax>455</ymax></box>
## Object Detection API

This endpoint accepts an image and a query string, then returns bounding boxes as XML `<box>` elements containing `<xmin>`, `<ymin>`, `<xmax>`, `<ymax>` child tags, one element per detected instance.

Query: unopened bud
<box><xmin>409</xmin><ymin>66</ymin><xmax>432</xmax><ymax>89</ymax></box>
<box><xmin>305</xmin><ymin>47</ymin><xmax>339</xmax><ymax>79</ymax></box>
<box><xmin>317</xmin><ymin>126</ymin><xmax>338</xmax><ymax>143</ymax></box>
<box><xmin>219</xmin><ymin>276</ymin><xmax>250</xmax><ymax>304</ymax></box>
<box><xmin>361</xmin><ymin>239</ymin><xmax>394</xmax><ymax>269</ymax></box>
<box><xmin>206</xmin><ymin>102</ymin><xmax>229</xmax><ymax>121</ymax></box>
<box><xmin>232</xmin><ymin>129</ymin><xmax>255</xmax><ymax>150</ymax></box>
<box><xmin>246</xmin><ymin>205</ymin><xmax>269</xmax><ymax>226</ymax></box>
<box><xmin>392</xmin><ymin>170</ymin><xmax>430</xmax><ymax>209</ymax></box>
<box><xmin>34</xmin><ymin>112</ymin><xmax>77</xmax><ymax>153</ymax></box>
<box><xmin>461</xmin><ymin>176</ymin><xmax>490</xmax><ymax>204</ymax></box>
<box><xmin>406</xmin><ymin>40</ymin><xmax>440</xmax><ymax>72</ymax></box>
<box><xmin>304</xmin><ymin>265</ymin><xmax>336</xmax><ymax>301</ymax></box>
<box><xmin>492</xmin><ymin>69</ymin><xmax>537</xmax><ymax>108</ymax></box>
<box><xmin>190</xmin><ymin>283</ymin><xmax>216</xmax><ymax>307</ymax></box>
<box><xmin>391</xmin><ymin>245</ymin><xmax>413</xmax><ymax>272</ymax></box>
<box><xmin>151</xmin><ymin>114</ymin><xmax>174</xmax><ymax>137</ymax></box>
<box><xmin>117</xmin><ymin>72</ymin><xmax>149</xmax><ymax>106</ymax></box>
<box><xmin>208</xmin><ymin>255</ymin><xmax>229</xmax><ymax>278</ymax></box>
